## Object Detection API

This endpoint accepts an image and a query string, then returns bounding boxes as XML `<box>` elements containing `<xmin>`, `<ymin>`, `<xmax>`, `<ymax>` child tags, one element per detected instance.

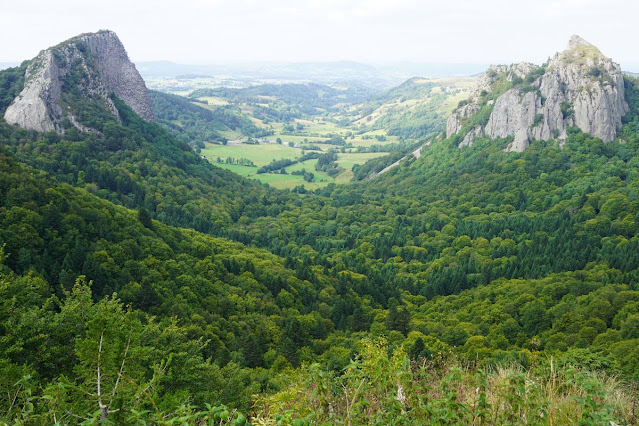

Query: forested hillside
<box><xmin>0</xmin><ymin>92</ymin><xmax>301</xmax><ymax>240</ymax></box>
<box><xmin>0</xmin><ymin>148</ymin><xmax>351</xmax><ymax>416</ymax></box>
<box><xmin>189</xmin><ymin>83</ymin><xmax>377</xmax><ymax>116</ymax></box>
<box><xmin>349</xmin><ymin>77</ymin><xmax>473</xmax><ymax>140</ymax></box>
<box><xmin>150</xmin><ymin>90</ymin><xmax>269</xmax><ymax>147</ymax></box>
<box><xmin>1</xmin><ymin>62</ymin><xmax>639</xmax><ymax>423</ymax></box>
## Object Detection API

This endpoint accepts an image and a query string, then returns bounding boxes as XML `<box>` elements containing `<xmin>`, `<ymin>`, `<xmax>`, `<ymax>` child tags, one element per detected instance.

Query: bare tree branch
<box><xmin>65</xmin><ymin>409</ymin><xmax>89</xmax><ymax>421</ymax></box>
<box><xmin>6</xmin><ymin>382</ymin><xmax>23</xmax><ymax>420</ymax></box>
<box><xmin>112</xmin><ymin>329</ymin><xmax>132</xmax><ymax>398</ymax></box>
<box><xmin>97</xmin><ymin>331</ymin><xmax>108</xmax><ymax>421</ymax></box>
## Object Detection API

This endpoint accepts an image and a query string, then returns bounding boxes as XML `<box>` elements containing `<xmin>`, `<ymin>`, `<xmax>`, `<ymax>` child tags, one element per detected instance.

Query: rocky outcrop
<box><xmin>446</xmin><ymin>35</ymin><xmax>629</xmax><ymax>152</ymax></box>
<box><xmin>4</xmin><ymin>51</ymin><xmax>60</xmax><ymax>132</ymax></box>
<box><xmin>4</xmin><ymin>30</ymin><xmax>153</xmax><ymax>132</ymax></box>
<box><xmin>446</xmin><ymin>103</ymin><xmax>480</xmax><ymax>137</ymax></box>
<box><xmin>446</xmin><ymin>62</ymin><xmax>537</xmax><ymax>139</ymax></box>
<box><xmin>79</xmin><ymin>31</ymin><xmax>154</xmax><ymax>122</ymax></box>
<box><xmin>459</xmin><ymin>126</ymin><xmax>483</xmax><ymax>148</ymax></box>
<box><xmin>484</xmin><ymin>89</ymin><xmax>544</xmax><ymax>151</ymax></box>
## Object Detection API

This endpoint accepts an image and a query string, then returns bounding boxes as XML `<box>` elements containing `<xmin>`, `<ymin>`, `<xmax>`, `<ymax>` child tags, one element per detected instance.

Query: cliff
<box><xmin>446</xmin><ymin>35</ymin><xmax>629</xmax><ymax>152</ymax></box>
<box><xmin>4</xmin><ymin>30</ymin><xmax>153</xmax><ymax>132</ymax></box>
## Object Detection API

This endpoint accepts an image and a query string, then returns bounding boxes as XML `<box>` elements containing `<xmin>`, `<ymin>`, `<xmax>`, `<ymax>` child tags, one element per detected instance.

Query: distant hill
<box><xmin>190</xmin><ymin>83</ymin><xmax>378</xmax><ymax>115</ymax></box>
<box><xmin>349</xmin><ymin>76</ymin><xmax>475</xmax><ymax>140</ymax></box>
<box><xmin>149</xmin><ymin>90</ymin><xmax>267</xmax><ymax>147</ymax></box>
<box><xmin>139</xmin><ymin>60</ymin><xmax>489</xmax><ymax>91</ymax></box>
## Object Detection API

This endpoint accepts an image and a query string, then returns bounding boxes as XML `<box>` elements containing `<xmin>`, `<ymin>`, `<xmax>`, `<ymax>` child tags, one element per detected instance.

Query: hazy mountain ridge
<box><xmin>189</xmin><ymin>82</ymin><xmax>378</xmax><ymax>113</ymax></box>
<box><xmin>140</xmin><ymin>60</ymin><xmax>490</xmax><ymax>92</ymax></box>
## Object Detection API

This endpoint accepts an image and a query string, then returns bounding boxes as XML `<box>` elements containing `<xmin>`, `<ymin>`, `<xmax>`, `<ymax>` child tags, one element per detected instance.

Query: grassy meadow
<box><xmin>200</xmin><ymin>119</ymin><xmax>392</xmax><ymax>189</ymax></box>
<box><xmin>191</xmin><ymin>77</ymin><xmax>475</xmax><ymax>189</ymax></box>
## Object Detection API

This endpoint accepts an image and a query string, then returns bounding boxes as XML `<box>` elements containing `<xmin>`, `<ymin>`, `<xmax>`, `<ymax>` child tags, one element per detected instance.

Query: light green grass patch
<box><xmin>336</xmin><ymin>152</ymin><xmax>388</xmax><ymax>170</ymax></box>
<box><xmin>303</xmin><ymin>121</ymin><xmax>342</xmax><ymax>134</ymax></box>
<box><xmin>440</xmin><ymin>92</ymin><xmax>470</xmax><ymax>115</ymax></box>
<box><xmin>334</xmin><ymin>169</ymin><xmax>355</xmax><ymax>183</ymax></box>
<box><xmin>285</xmin><ymin>159</ymin><xmax>319</xmax><ymax>173</ymax></box>
<box><xmin>252</xmin><ymin>173</ymin><xmax>330</xmax><ymax>190</ymax></box>
<box><xmin>217</xmin><ymin>129</ymin><xmax>243</xmax><ymax>141</ymax></box>
<box><xmin>201</xmin><ymin>142</ymin><xmax>301</xmax><ymax>166</ymax></box>
<box><xmin>284</xmin><ymin>159</ymin><xmax>333</xmax><ymax>182</ymax></box>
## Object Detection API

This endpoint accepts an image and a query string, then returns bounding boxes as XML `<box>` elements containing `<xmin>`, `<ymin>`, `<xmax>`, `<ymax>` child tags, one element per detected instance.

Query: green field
<box><xmin>285</xmin><ymin>159</ymin><xmax>333</xmax><ymax>182</ymax></box>
<box><xmin>302</xmin><ymin>120</ymin><xmax>343</xmax><ymax>133</ymax></box>
<box><xmin>251</xmin><ymin>173</ymin><xmax>325</xmax><ymax>190</ymax></box>
<box><xmin>334</xmin><ymin>169</ymin><xmax>354</xmax><ymax>183</ymax></box>
<box><xmin>285</xmin><ymin>158</ymin><xmax>318</xmax><ymax>173</ymax></box>
<box><xmin>217</xmin><ymin>129</ymin><xmax>244</xmax><ymax>141</ymax></box>
<box><xmin>193</xmin><ymin>93</ymin><xmax>404</xmax><ymax>190</ymax></box>
<box><xmin>201</xmin><ymin>140</ymin><xmax>389</xmax><ymax>189</ymax></box>
<box><xmin>336</xmin><ymin>152</ymin><xmax>388</xmax><ymax>170</ymax></box>
<box><xmin>201</xmin><ymin>143</ymin><xmax>301</xmax><ymax>166</ymax></box>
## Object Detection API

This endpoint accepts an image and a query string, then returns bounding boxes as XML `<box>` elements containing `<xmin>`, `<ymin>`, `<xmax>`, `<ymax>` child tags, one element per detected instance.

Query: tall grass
<box><xmin>251</xmin><ymin>338</ymin><xmax>638</xmax><ymax>425</ymax></box>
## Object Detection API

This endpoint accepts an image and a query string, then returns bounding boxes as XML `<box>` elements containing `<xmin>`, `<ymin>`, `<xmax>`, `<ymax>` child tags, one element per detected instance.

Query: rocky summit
<box><xmin>447</xmin><ymin>35</ymin><xmax>629</xmax><ymax>152</ymax></box>
<box><xmin>4</xmin><ymin>30</ymin><xmax>153</xmax><ymax>133</ymax></box>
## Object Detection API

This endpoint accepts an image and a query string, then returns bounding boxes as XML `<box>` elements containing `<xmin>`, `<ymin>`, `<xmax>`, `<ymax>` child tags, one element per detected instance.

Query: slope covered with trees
<box><xmin>1</xmin><ymin>65</ymin><xmax>639</xmax><ymax>423</ymax></box>
<box><xmin>190</xmin><ymin>83</ymin><xmax>377</xmax><ymax>116</ymax></box>
<box><xmin>350</xmin><ymin>77</ymin><xmax>472</xmax><ymax>140</ymax></box>
<box><xmin>150</xmin><ymin>90</ymin><xmax>268</xmax><ymax>147</ymax></box>
<box><xmin>0</xmin><ymin>89</ymin><xmax>301</xmax><ymax>242</ymax></box>
<box><xmin>0</xmin><ymin>147</ymin><xmax>369</xmax><ymax>421</ymax></box>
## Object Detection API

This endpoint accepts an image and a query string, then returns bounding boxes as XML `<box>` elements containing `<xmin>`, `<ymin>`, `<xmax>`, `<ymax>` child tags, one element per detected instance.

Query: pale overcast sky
<box><xmin>3</xmin><ymin>0</ymin><xmax>639</xmax><ymax>69</ymax></box>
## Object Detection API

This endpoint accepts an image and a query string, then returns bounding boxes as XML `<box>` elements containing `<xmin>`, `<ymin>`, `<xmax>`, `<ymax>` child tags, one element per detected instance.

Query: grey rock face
<box><xmin>4</xmin><ymin>30</ymin><xmax>153</xmax><ymax>132</ymax></box>
<box><xmin>446</xmin><ymin>62</ymin><xmax>537</xmax><ymax>139</ymax></box>
<box><xmin>446</xmin><ymin>103</ymin><xmax>480</xmax><ymax>137</ymax></box>
<box><xmin>78</xmin><ymin>31</ymin><xmax>154</xmax><ymax>122</ymax></box>
<box><xmin>485</xmin><ymin>90</ymin><xmax>541</xmax><ymax>138</ymax></box>
<box><xmin>446</xmin><ymin>35</ymin><xmax>628</xmax><ymax>152</ymax></box>
<box><xmin>458</xmin><ymin>126</ymin><xmax>483</xmax><ymax>148</ymax></box>
<box><xmin>4</xmin><ymin>51</ymin><xmax>60</xmax><ymax>132</ymax></box>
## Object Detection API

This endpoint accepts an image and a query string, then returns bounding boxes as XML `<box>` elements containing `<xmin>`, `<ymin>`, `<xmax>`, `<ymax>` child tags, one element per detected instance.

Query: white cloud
<box><xmin>2</xmin><ymin>0</ymin><xmax>638</xmax><ymax>70</ymax></box>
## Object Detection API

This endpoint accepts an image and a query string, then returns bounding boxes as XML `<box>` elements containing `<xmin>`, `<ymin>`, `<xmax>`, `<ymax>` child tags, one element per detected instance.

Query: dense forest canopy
<box><xmin>0</xmin><ymin>63</ymin><xmax>638</xmax><ymax>423</ymax></box>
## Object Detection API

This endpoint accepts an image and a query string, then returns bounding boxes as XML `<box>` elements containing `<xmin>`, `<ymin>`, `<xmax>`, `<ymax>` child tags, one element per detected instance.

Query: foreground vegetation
<box><xmin>253</xmin><ymin>339</ymin><xmax>637</xmax><ymax>425</ymax></box>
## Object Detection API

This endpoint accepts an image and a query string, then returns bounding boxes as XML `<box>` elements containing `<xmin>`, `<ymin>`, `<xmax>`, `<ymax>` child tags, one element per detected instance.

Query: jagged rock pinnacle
<box><xmin>446</xmin><ymin>35</ymin><xmax>628</xmax><ymax>152</ymax></box>
<box><xmin>4</xmin><ymin>30</ymin><xmax>153</xmax><ymax>133</ymax></box>
<box><xmin>567</xmin><ymin>34</ymin><xmax>593</xmax><ymax>49</ymax></box>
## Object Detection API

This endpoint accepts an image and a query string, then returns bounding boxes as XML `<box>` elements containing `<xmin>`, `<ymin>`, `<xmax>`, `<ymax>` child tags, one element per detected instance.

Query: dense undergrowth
<box><xmin>253</xmin><ymin>339</ymin><xmax>637</xmax><ymax>425</ymax></box>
